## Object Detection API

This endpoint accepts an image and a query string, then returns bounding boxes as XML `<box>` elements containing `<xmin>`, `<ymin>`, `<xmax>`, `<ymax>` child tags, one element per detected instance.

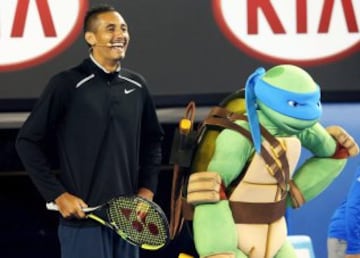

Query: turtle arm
<box><xmin>287</xmin><ymin>123</ymin><xmax>347</xmax><ymax>207</ymax></box>
<box><xmin>207</xmin><ymin>121</ymin><xmax>253</xmax><ymax>188</ymax></box>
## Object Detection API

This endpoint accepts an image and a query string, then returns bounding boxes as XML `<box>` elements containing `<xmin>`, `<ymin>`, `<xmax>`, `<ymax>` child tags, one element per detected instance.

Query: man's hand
<box><xmin>54</xmin><ymin>192</ymin><xmax>88</xmax><ymax>219</ymax></box>
<box><xmin>136</xmin><ymin>188</ymin><xmax>154</xmax><ymax>222</ymax></box>
<box><xmin>137</xmin><ymin>187</ymin><xmax>154</xmax><ymax>201</ymax></box>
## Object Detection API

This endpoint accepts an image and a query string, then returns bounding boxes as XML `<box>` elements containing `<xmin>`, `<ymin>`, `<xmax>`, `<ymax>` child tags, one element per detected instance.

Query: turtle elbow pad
<box><xmin>186</xmin><ymin>171</ymin><xmax>226</xmax><ymax>205</ymax></box>
<box><xmin>326</xmin><ymin>126</ymin><xmax>360</xmax><ymax>159</ymax></box>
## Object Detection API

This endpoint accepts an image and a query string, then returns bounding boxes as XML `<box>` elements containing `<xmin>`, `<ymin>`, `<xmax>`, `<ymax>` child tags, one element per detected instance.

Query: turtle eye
<box><xmin>288</xmin><ymin>100</ymin><xmax>298</xmax><ymax>107</ymax></box>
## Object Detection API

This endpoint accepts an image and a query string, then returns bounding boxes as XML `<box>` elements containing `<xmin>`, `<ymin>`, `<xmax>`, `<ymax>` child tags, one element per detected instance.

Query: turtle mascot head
<box><xmin>245</xmin><ymin>64</ymin><xmax>322</xmax><ymax>152</ymax></box>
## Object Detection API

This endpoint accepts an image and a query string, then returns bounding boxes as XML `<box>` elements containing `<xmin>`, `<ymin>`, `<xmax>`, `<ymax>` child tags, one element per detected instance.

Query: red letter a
<box><xmin>11</xmin><ymin>0</ymin><xmax>57</xmax><ymax>37</ymax></box>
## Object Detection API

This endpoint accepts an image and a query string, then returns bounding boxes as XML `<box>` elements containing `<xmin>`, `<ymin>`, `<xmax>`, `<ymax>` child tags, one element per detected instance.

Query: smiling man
<box><xmin>16</xmin><ymin>4</ymin><xmax>164</xmax><ymax>258</ymax></box>
<box><xmin>84</xmin><ymin>7</ymin><xmax>129</xmax><ymax>71</ymax></box>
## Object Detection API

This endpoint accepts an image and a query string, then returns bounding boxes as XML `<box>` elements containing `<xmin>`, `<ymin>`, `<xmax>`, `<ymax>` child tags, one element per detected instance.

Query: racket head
<box><xmin>106</xmin><ymin>195</ymin><xmax>170</xmax><ymax>250</ymax></box>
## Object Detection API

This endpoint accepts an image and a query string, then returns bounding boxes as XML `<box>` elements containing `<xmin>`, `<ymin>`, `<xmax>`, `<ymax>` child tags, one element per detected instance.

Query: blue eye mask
<box><xmin>245</xmin><ymin>67</ymin><xmax>322</xmax><ymax>153</ymax></box>
<box><xmin>255</xmin><ymin>79</ymin><xmax>322</xmax><ymax>120</ymax></box>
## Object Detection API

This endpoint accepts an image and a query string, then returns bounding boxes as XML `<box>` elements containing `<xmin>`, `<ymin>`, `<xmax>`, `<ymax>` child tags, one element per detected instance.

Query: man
<box><xmin>16</xmin><ymin>4</ymin><xmax>164</xmax><ymax>258</ymax></box>
<box><xmin>328</xmin><ymin>166</ymin><xmax>360</xmax><ymax>258</ymax></box>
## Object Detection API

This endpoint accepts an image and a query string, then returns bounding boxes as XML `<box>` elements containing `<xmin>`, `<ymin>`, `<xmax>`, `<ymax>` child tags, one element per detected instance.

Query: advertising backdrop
<box><xmin>0</xmin><ymin>1</ymin><xmax>359</xmax><ymax>257</ymax></box>
<box><xmin>0</xmin><ymin>0</ymin><xmax>359</xmax><ymax>105</ymax></box>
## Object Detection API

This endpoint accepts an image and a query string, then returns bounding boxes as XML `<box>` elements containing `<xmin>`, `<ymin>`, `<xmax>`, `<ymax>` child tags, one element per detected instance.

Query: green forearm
<box><xmin>289</xmin><ymin>157</ymin><xmax>346</xmax><ymax>204</ymax></box>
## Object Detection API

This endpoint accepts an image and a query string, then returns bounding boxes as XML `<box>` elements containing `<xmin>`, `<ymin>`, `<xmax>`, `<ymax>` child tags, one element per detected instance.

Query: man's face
<box><xmin>87</xmin><ymin>11</ymin><xmax>130</xmax><ymax>63</ymax></box>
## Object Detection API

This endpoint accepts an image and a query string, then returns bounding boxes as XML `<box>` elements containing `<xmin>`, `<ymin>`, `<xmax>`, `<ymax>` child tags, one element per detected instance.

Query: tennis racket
<box><xmin>46</xmin><ymin>195</ymin><xmax>170</xmax><ymax>250</ymax></box>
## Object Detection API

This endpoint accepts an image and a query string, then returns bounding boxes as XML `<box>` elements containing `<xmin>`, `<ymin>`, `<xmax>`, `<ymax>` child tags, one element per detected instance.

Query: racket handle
<box><xmin>45</xmin><ymin>202</ymin><xmax>99</xmax><ymax>212</ymax></box>
<box><xmin>46</xmin><ymin>202</ymin><xmax>58</xmax><ymax>211</ymax></box>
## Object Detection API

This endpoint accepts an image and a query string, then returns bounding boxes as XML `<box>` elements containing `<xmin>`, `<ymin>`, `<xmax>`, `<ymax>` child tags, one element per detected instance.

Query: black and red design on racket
<box><xmin>46</xmin><ymin>195</ymin><xmax>170</xmax><ymax>250</ymax></box>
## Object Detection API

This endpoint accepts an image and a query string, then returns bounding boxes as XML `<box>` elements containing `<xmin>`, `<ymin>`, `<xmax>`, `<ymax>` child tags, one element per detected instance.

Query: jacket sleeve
<box><xmin>345</xmin><ymin>167</ymin><xmax>360</xmax><ymax>254</ymax></box>
<box><xmin>15</xmin><ymin>74</ymin><xmax>70</xmax><ymax>202</ymax></box>
<box><xmin>138</xmin><ymin>84</ymin><xmax>164</xmax><ymax>194</ymax></box>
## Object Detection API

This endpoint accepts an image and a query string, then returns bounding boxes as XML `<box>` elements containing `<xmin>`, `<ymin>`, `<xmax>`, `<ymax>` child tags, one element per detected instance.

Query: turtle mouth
<box><xmin>280</xmin><ymin>119</ymin><xmax>317</xmax><ymax>134</ymax></box>
<box><xmin>281</xmin><ymin>122</ymin><xmax>303</xmax><ymax>133</ymax></box>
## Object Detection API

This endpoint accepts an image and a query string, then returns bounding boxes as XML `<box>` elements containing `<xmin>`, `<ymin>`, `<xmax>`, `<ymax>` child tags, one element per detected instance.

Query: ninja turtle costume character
<box><xmin>185</xmin><ymin>64</ymin><xmax>359</xmax><ymax>258</ymax></box>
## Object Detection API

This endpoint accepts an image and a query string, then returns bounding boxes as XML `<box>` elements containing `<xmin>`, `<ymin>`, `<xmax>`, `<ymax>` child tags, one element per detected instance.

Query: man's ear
<box><xmin>85</xmin><ymin>32</ymin><xmax>96</xmax><ymax>46</ymax></box>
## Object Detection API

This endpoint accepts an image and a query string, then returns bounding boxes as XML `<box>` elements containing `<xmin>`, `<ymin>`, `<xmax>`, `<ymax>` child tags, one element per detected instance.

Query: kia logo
<box><xmin>212</xmin><ymin>0</ymin><xmax>360</xmax><ymax>66</ymax></box>
<box><xmin>0</xmin><ymin>0</ymin><xmax>88</xmax><ymax>71</ymax></box>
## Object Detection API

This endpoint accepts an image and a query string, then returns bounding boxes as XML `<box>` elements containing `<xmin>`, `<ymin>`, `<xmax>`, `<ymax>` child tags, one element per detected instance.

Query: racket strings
<box><xmin>107</xmin><ymin>197</ymin><xmax>168</xmax><ymax>246</ymax></box>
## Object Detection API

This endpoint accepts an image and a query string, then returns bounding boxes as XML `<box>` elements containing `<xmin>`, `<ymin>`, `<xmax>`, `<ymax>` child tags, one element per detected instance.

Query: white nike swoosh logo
<box><xmin>124</xmin><ymin>88</ymin><xmax>136</xmax><ymax>94</ymax></box>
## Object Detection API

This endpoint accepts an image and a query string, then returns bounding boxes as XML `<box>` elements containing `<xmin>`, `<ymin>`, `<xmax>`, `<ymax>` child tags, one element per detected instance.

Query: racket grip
<box><xmin>46</xmin><ymin>202</ymin><xmax>99</xmax><ymax>212</ymax></box>
<box><xmin>46</xmin><ymin>202</ymin><xmax>59</xmax><ymax>211</ymax></box>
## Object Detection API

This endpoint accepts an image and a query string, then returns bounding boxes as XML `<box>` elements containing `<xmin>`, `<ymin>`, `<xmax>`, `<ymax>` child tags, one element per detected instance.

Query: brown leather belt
<box><xmin>182</xmin><ymin>198</ymin><xmax>286</xmax><ymax>224</ymax></box>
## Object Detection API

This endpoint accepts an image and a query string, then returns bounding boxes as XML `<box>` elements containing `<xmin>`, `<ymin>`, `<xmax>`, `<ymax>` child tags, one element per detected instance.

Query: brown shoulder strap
<box><xmin>202</xmin><ymin>115</ymin><xmax>253</xmax><ymax>143</ymax></box>
<box><xmin>169</xmin><ymin>101</ymin><xmax>196</xmax><ymax>239</ymax></box>
<box><xmin>208</xmin><ymin>106</ymin><xmax>286</xmax><ymax>151</ymax></box>
<box><xmin>203</xmin><ymin>106</ymin><xmax>289</xmax><ymax>193</ymax></box>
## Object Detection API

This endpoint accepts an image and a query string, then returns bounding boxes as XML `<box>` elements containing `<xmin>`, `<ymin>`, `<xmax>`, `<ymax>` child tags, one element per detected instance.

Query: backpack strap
<box><xmin>202</xmin><ymin>106</ymin><xmax>289</xmax><ymax>197</ymax></box>
<box><xmin>201</xmin><ymin>115</ymin><xmax>253</xmax><ymax>143</ymax></box>
<box><xmin>169</xmin><ymin>101</ymin><xmax>196</xmax><ymax>239</ymax></box>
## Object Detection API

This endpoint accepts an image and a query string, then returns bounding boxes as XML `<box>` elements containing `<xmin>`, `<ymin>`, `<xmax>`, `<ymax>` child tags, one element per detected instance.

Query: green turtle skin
<box><xmin>191</xmin><ymin>65</ymin><xmax>347</xmax><ymax>258</ymax></box>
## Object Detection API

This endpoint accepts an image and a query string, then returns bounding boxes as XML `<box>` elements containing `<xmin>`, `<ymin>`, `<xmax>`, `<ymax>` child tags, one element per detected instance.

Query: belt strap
<box><xmin>229</xmin><ymin>198</ymin><xmax>286</xmax><ymax>224</ymax></box>
<box><xmin>182</xmin><ymin>198</ymin><xmax>286</xmax><ymax>224</ymax></box>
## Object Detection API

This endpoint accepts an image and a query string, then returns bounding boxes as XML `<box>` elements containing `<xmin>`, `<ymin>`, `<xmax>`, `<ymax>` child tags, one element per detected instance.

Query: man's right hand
<box><xmin>54</xmin><ymin>192</ymin><xmax>88</xmax><ymax>219</ymax></box>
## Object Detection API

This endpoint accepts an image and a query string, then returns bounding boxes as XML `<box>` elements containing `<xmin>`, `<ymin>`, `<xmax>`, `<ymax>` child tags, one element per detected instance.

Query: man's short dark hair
<box><xmin>83</xmin><ymin>4</ymin><xmax>117</xmax><ymax>33</ymax></box>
